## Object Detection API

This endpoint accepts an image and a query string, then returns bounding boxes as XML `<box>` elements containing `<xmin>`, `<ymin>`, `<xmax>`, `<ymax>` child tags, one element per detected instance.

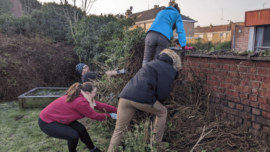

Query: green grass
<box><xmin>0</xmin><ymin>101</ymin><xmax>110</xmax><ymax>152</ymax></box>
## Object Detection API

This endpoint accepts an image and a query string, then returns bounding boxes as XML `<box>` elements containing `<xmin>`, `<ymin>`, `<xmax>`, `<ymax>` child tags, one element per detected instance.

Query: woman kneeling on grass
<box><xmin>38</xmin><ymin>82</ymin><xmax>117</xmax><ymax>152</ymax></box>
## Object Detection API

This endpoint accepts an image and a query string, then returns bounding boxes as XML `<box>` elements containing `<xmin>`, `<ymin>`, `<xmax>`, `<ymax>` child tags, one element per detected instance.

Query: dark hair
<box><xmin>174</xmin><ymin>39</ymin><xmax>179</xmax><ymax>45</ymax></box>
<box><xmin>173</xmin><ymin>4</ymin><xmax>181</xmax><ymax>14</ymax></box>
<box><xmin>172</xmin><ymin>4</ymin><xmax>181</xmax><ymax>30</ymax></box>
<box><xmin>66</xmin><ymin>82</ymin><xmax>96</xmax><ymax>102</ymax></box>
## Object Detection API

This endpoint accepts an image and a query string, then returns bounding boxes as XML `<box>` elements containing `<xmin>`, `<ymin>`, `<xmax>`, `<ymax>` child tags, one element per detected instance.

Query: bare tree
<box><xmin>53</xmin><ymin>0</ymin><xmax>97</xmax><ymax>43</ymax></box>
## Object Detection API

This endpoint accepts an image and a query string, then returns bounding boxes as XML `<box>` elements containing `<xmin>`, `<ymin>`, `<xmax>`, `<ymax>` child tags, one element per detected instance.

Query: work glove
<box><xmin>110</xmin><ymin>113</ymin><xmax>117</xmax><ymax>119</ymax></box>
<box><xmin>182</xmin><ymin>46</ymin><xmax>196</xmax><ymax>51</ymax></box>
<box><xmin>117</xmin><ymin>68</ymin><xmax>128</xmax><ymax>74</ymax></box>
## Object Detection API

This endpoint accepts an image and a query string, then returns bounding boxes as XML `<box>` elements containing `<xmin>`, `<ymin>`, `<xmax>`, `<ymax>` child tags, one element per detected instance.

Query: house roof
<box><xmin>194</xmin><ymin>24</ymin><xmax>232</xmax><ymax>33</ymax></box>
<box><xmin>129</xmin><ymin>6</ymin><xmax>197</xmax><ymax>22</ymax></box>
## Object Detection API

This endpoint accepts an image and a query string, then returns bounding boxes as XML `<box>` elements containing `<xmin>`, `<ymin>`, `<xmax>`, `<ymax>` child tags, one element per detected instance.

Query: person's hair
<box><xmin>66</xmin><ymin>82</ymin><xmax>96</xmax><ymax>102</ymax></box>
<box><xmin>172</xmin><ymin>3</ymin><xmax>181</xmax><ymax>14</ymax></box>
<box><xmin>160</xmin><ymin>49</ymin><xmax>182</xmax><ymax>71</ymax></box>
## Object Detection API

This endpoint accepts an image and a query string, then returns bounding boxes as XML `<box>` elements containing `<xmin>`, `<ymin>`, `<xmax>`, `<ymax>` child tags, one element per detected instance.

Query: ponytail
<box><xmin>172</xmin><ymin>4</ymin><xmax>180</xmax><ymax>30</ymax></box>
<box><xmin>66</xmin><ymin>83</ymin><xmax>81</xmax><ymax>102</ymax></box>
<box><xmin>66</xmin><ymin>82</ymin><xmax>96</xmax><ymax>102</ymax></box>
<box><xmin>172</xmin><ymin>4</ymin><xmax>180</xmax><ymax>14</ymax></box>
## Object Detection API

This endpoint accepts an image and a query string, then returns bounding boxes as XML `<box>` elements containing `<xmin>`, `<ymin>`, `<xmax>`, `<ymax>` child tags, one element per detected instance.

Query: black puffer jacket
<box><xmin>119</xmin><ymin>53</ymin><xmax>178</xmax><ymax>105</ymax></box>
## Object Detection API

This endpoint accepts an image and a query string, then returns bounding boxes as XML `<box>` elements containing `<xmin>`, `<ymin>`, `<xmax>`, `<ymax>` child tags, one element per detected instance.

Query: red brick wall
<box><xmin>233</xmin><ymin>25</ymin><xmax>250</xmax><ymax>51</ymax></box>
<box><xmin>184</xmin><ymin>56</ymin><xmax>270</xmax><ymax>136</ymax></box>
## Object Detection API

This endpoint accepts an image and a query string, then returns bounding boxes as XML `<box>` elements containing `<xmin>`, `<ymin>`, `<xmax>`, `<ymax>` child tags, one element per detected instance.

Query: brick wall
<box><xmin>232</xmin><ymin>25</ymin><xmax>250</xmax><ymax>51</ymax></box>
<box><xmin>184</xmin><ymin>56</ymin><xmax>270</xmax><ymax>136</ymax></box>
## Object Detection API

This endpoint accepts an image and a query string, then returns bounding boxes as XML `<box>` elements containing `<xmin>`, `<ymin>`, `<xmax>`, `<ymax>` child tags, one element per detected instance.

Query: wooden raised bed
<box><xmin>17</xmin><ymin>87</ymin><xmax>68</xmax><ymax>108</ymax></box>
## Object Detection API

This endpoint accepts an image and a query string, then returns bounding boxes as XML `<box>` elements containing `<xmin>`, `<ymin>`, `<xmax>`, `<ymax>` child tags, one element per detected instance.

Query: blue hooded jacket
<box><xmin>148</xmin><ymin>6</ymin><xmax>187</xmax><ymax>47</ymax></box>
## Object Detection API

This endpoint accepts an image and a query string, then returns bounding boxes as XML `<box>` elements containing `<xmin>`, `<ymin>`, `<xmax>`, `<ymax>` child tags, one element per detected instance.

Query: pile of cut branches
<box><xmin>89</xmin><ymin>43</ymin><xmax>270</xmax><ymax>152</ymax></box>
<box><xmin>0</xmin><ymin>34</ymin><xmax>79</xmax><ymax>101</ymax></box>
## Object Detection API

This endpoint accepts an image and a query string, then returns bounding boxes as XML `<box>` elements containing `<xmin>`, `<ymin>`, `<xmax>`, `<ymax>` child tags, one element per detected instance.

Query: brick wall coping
<box><xmin>185</xmin><ymin>54</ymin><xmax>270</xmax><ymax>61</ymax></box>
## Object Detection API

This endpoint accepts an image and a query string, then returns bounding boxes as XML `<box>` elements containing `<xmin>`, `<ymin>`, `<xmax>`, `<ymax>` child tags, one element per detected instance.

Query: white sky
<box><xmin>39</xmin><ymin>0</ymin><xmax>270</xmax><ymax>27</ymax></box>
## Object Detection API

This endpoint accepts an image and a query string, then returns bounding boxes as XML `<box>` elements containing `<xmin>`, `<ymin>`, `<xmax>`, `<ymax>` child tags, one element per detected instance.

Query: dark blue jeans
<box><xmin>38</xmin><ymin>117</ymin><xmax>94</xmax><ymax>152</ymax></box>
<box><xmin>143</xmin><ymin>31</ymin><xmax>170</xmax><ymax>66</ymax></box>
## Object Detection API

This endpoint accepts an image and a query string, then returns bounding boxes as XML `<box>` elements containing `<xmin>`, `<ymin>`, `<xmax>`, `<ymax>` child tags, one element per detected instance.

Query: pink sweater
<box><xmin>40</xmin><ymin>93</ymin><xmax>117</xmax><ymax>124</ymax></box>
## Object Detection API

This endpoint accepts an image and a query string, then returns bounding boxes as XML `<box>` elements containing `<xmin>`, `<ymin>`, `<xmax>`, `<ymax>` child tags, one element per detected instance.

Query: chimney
<box><xmin>210</xmin><ymin>24</ymin><xmax>213</xmax><ymax>28</ymax></box>
<box><xmin>125</xmin><ymin>9</ymin><xmax>132</xmax><ymax>19</ymax></box>
<box><xmin>154</xmin><ymin>5</ymin><xmax>159</xmax><ymax>8</ymax></box>
<box><xmin>169</xmin><ymin>0</ymin><xmax>176</xmax><ymax>6</ymax></box>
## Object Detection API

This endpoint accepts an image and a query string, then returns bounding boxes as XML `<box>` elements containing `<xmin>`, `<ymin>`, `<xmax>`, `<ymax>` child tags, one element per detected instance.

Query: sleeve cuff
<box><xmin>107</xmin><ymin>113</ymin><xmax>111</xmax><ymax>119</ymax></box>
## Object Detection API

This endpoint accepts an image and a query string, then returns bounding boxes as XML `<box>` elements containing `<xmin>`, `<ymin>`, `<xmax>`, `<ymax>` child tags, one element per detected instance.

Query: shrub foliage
<box><xmin>0</xmin><ymin>2</ymin><xmax>85</xmax><ymax>42</ymax></box>
<box><xmin>0</xmin><ymin>0</ymin><xmax>12</xmax><ymax>15</ymax></box>
<box><xmin>0</xmin><ymin>34</ymin><xmax>79</xmax><ymax>101</ymax></box>
<box><xmin>72</xmin><ymin>15</ymin><xmax>136</xmax><ymax>70</ymax></box>
<box><xmin>0</xmin><ymin>14</ymin><xmax>34</xmax><ymax>35</ymax></box>
<box><xmin>20</xmin><ymin>0</ymin><xmax>42</xmax><ymax>16</ymax></box>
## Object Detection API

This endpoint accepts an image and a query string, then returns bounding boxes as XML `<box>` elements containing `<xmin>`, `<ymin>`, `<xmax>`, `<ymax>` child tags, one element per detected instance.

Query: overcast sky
<box><xmin>40</xmin><ymin>0</ymin><xmax>270</xmax><ymax>27</ymax></box>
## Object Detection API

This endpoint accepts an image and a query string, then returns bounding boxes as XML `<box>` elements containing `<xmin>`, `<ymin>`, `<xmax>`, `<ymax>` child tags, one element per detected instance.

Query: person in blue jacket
<box><xmin>142</xmin><ymin>4</ymin><xmax>194</xmax><ymax>66</ymax></box>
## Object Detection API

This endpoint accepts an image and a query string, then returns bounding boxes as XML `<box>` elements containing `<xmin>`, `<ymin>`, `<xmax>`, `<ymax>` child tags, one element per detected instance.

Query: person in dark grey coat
<box><xmin>108</xmin><ymin>49</ymin><xmax>182</xmax><ymax>152</ymax></box>
<box><xmin>75</xmin><ymin>63</ymin><xmax>127</xmax><ymax>83</ymax></box>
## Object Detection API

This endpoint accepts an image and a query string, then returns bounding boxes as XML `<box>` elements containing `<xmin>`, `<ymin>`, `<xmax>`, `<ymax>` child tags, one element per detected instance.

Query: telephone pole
<box><xmin>220</xmin><ymin>8</ymin><xmax>224</xmax><ymax>25</ymax></box>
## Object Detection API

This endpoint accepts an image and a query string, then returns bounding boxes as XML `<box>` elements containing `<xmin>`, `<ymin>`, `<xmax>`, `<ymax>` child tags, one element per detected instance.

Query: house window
<box><xmin>255</xmin><ymin>25</ymin><xmax>270</xmax><ymax>51</ymax></box>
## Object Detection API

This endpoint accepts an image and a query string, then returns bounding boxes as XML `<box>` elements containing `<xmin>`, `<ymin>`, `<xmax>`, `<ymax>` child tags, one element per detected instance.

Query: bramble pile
<box><xmin>89</xmin><ymin>41</ymin><xmax>270</xmax><ymax>152</ymax></box>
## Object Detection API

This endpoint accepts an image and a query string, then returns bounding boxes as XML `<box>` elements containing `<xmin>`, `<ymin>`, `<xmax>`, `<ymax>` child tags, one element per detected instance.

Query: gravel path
<box><xmin>10</xmin><ymin>0</ymin><xmax>23</xmax><ymax>17</ymax></box>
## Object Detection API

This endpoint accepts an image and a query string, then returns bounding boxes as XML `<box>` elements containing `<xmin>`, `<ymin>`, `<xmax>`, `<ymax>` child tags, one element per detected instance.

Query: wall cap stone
<box><xmin>185</xmin><ymin>54</ymin><xmax>270</xmax><ymax>61</ymax></box>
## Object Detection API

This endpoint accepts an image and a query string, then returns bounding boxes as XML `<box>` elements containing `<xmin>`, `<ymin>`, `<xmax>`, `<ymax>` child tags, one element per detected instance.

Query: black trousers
<box><xmin>143</xmin><ymin>31</ymin><xmax>170</xmax><ymax>66</ymax></box>
<box><xmin>38</xmin><ymin>117</ymin><xmax>94</xmax><ymax>152</ymax></box>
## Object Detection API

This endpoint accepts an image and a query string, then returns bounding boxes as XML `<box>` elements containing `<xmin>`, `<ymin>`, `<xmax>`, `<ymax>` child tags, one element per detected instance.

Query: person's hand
<box><xmin>182</xmin><ymin>46</ymin><xmax>196</xmax><ymax>51</ymax></box>
<box><xmin>117</xmin><ymin>69</ymin><xmax>128</xmax><ymax>74</ymax></box>
<box><xmin>110</xmin><ymin>113</ymin><xmax>117</xmax><ymax>119</ymax></box>
<box><xmin>105</xmin><ymin>71</ymin><xmax>117</xmax><ymax>76</ymax></box>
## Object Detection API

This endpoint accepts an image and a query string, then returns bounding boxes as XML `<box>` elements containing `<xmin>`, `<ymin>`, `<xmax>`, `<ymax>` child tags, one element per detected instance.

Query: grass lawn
<box><xmin>0</xmin><ymin>101</ymin><xmax>111</xmax><ymax>152</ymax></box>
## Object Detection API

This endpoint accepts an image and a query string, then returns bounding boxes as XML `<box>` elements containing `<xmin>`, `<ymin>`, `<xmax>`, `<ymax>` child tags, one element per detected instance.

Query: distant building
<box><xmin>232</xmin><ymin>8</ymin><xmax>270</xmax><ymax>51</ymax></box>
<box><xmin>125</xmin><ymin>0</ymin><xmax>197</xmax><ymax>38</ymax></box>
<box><xmin>193</xmin><ymin>24</ymin><xmax>232</xmax><ymax>43</ymax></box>
<box><xmin>187</xmin><ymin>22</ymin><xmax>244</xmax><ymax>45</ymax></box>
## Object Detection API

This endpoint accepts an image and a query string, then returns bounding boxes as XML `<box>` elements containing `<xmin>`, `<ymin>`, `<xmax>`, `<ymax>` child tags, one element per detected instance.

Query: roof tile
<box><xmin>194</xmin><ymin>25</ymin><xmax>232</xmax><ymax>33</ymax></box>
<box><xmin>129</xmin><ymin>6</ymin><xmax>196</xmax><ymax>22</ymax></box>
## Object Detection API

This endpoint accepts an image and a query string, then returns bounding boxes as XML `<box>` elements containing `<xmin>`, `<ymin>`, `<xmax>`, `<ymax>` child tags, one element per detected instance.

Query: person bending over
<box><xmin>108</xmin><ymin>49</ymin><xmax>181</xmax><ymax>152</ymax></box>
<box><xmin>76</xmin><ymin>63</ymin><xmax>127</xmax><ymax>83</ymax></box>
<box><xmin>143</xmin><ymin>3</ymin><xmax>194</xmax><ymax>66</ymax></box>
<box><xmin>38</xmin><ymin>82</ymin><xmax>117</xmax><ymax>152</ymax></box>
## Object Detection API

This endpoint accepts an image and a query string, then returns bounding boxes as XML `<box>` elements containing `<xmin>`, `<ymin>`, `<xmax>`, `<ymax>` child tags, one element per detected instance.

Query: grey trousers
<box><xmin>143</xmin><ymin>31</ymin><xmax>170</xmax><ymax>66</ymax></box>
